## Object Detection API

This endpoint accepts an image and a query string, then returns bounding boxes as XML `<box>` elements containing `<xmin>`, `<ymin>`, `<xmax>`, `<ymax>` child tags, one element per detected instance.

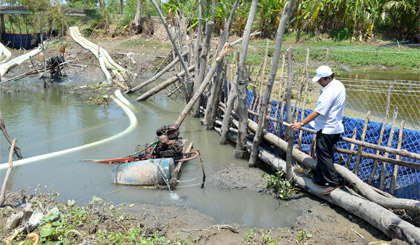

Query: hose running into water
<box><xmin>0</xmin><ymin>90</ymin><xmax>137</xmax><ymax>170</ymax></box>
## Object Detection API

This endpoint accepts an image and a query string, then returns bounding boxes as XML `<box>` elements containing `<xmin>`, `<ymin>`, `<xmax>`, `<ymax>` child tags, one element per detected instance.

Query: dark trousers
<box><xmin>314</xmin><ymin>130</ymin><xmax>340</xmax><ymax>187</ymax></box>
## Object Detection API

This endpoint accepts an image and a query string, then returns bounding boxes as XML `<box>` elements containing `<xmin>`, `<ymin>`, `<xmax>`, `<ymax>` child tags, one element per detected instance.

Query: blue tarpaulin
<box><xmin>3</xmin><ymin>33</ymin><xmax>45</xmax><ymax>49</ymax></box>
<box><xmin>244</xmin><ymin>89</ymin><xmax>420</xmax><ymax>200</ymax></box>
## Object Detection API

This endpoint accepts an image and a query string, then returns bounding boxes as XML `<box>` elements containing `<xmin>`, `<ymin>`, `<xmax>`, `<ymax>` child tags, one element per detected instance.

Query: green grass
<box><xmin>235</xmin><ymin>32</ymin><xmax>420</xmax><ymax>71</ymax></box>
<box><xmin>119</xmin><ymin>39</ymin><xmax>172</xmax><ymax>50</ymax></box>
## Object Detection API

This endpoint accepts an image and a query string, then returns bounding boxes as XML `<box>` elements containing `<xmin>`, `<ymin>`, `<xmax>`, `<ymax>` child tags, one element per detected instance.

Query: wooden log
<box><xmin>380</xmin><ymin>108</ymin><xmax>398</xmax><ymax>190</ymax></box>
<box><xmin>220</xmin><ymin>72</ymin><xmax>238</xmax><ymax>144</ymax></box>
<box><xmin>248</xmin><ymin>0</ymin><xmax>296</xmax><ymax>167</ymax></box>
<box><xmin>255</xmin><ymin>39</ymin><xmax>270</xmax><ymax>115</ymax></box>
<box><xmin>175</xmin><ymin>43</ymin><xmax>230</xmax><ymax>126</ymax></box>
<box><xmin>247</xmin><ymin>119</ymin><xmax>420</xmax><ymax>212</ymax></box>
<box><xmin>203</xmin><ymin>0</ymin><xmax>240</xmax><ymax>126</ymax></box>
<box><xmin>0</xmin><ymin>112</ymin><xmax>22</xmax><ymax>159</ymax></box>
<box><xmin>391</xmin><ymin>120</ymin><xmax>405</xmax><ymax>195</ymax></box>
<box><xmin>217</xmin><ymin>121</ymin><xmax>420</xmax><ymax>243</ymax></box>
<box><xmin>0</xmin><ymin>139</ymin><xmax>15</xmax><ymax>206</ymax></box>
<box><xmin>136</xmin><ymin>65</ymin><xmax>194</xmax><ymax>101</ymax></box>
<box><xmin>297</xmin><ymin>48</ymin><xmax>310</xmax><ymax>148</ymax></box>
<box><xmin>273</xmin><ymin>55</ymin><xmax>285</xmax><ymax>135</ymax></box>
<box><xmin>234</xmin><ymin>0</ymin><xmax>258</xmax><ymax>159</ymax></box>
<box><xmin>126</xmin><ymin>50</ymin><xmax>189</xmax><ymax>94</ymax></box>
<box><xmin>192</xmin><ymin>0</ymin><xmax>204</xmax><ymax>116</ymax></box>
<box><xmin>345</xmin><ymin>128</ymin><xmax>357</xmax><ymax>169</ymax></box>
<box><xmin>149</xmin><ymin>0</ymin><xmax>192</xmax><ymax>102</ymax></box>
<box><xmin>208</xmin><ymin>64</ymin><xmax>226</xmax><ymax>129</ymax></box>
<box><xmin>193</xmin><ymin>21</ymin><xmax>214</xmax><ymax>117</ymax></box>
<box><xmin>369</xmin><ymin>86</ymin><xmax>392</xmax><ymax>184</ymax></box>
<box><xmin>354</xmin><ymin>111</ymin><xmax>370</xmax><ymax>176</ymax></box>
<box><xmin>250</xmin><ymin>64</ymin><xmax>263</xmax><ymax>112</ymax></box>
<box><xmin>257</xmin><ymin>148</ymin><xmax>420</xmax><ymax>244</ymax></box>
<box><xmin>285</xmin><ymin>48</ymin><xmax>294</xmax><ymax>180</ymax></box>
<box><xmin>333</xmin><ymin>147</ymin><xmax>420</xmax><ymax>171</ymax></box>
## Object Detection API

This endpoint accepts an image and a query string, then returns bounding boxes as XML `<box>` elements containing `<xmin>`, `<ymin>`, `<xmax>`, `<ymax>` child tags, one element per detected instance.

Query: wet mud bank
<box><xmin>0</xmin><ymin>35</ymin><xmax>408</xmax><ymax>244</ymax></box>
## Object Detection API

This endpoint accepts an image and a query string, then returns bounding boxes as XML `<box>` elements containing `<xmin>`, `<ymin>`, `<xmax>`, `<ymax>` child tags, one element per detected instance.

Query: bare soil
<box><xmin>0</xmin><ymin>26</ymin><xmax>409</xmax><ymax>244</ymax></box>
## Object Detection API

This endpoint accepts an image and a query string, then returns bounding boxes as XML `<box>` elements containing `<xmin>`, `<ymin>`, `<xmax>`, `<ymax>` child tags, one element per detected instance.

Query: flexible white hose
<box><xmin>0</xmin><ymin>42</ymin><xmax>11</xmax><ymax>64</ymax></box>
<box><xmin>114</xmin><ymin>90</ymin><xmax>136</xmax><ymax>112</ymax></box>
<box><xmin>0</xmin><ymin>47</ymin><xmax>41</xmax><ymax>77</ymax></box>
<box><xmin>0</xmin><ymin>90</ymin><xmax>137</xmax><ymax>170</ymax></box>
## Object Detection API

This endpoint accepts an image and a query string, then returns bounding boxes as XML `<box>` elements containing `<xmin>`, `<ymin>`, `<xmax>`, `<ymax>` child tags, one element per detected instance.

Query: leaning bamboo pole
<box><xmin>149</xmin><ymin>0</ymin><xmax>192</xmax><ymax>102</ymax></box>
<box><xmin>380</xmin><ymin>108</ymin><xmax>398</xmax><ymax>190</ymax></box>
<box><xmin>391</xmin><ymin>120</ymin><xmax>405</xmax><ymax>195</ymax></box>
<box><xmin>354</xmin><ymin>111</ymin><xmax>370</xmax><ymax>176</ymax></box>
<box><xmin>368</xmin><ymin>86</ymin><xmax>391</xmax><ymax>184</ymax></box>
<box><xmin>203</xmin><ymin>0</ymin><xmax>240</xmax><ymax>126</ymax></box>
<box><xmin>248</xmin><ymin>0</ymin><xmax>296</xmax><ymax>167</ymax></box>
<box><xmin>175</xmin><ymin>43</ymin><xmax>229</xmax><ymax>126</ymax></box>
<box><xmin>126</xmin><ymin>50</ymin><xmax>189</xmax><ymax>94</ymax></box>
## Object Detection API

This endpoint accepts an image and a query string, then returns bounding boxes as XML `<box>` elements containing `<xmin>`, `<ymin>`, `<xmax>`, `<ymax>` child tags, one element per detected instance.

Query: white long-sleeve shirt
<box><xmin>309</xmin><ymin>78</ymin><xmax>346</xmax><ymax>134</ymax></box>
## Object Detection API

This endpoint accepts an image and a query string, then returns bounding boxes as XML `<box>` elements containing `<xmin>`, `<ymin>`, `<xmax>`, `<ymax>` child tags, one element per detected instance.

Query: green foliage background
<box><xmin>1</xmin><ymin>0</ymin><xmax>419</xmax><ymax>42</ymax></box>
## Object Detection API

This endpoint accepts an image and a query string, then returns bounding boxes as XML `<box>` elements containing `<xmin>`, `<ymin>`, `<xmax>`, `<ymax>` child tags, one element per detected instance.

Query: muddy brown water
<box><xmin>1</xmin><ymin>69</ymin><xmax>419</xmax><ymax>229</ymax></box>
<box><xmin>0</xmin><ymin>76</ymin><xmax>298</xmax><ymax>229</ymax></box>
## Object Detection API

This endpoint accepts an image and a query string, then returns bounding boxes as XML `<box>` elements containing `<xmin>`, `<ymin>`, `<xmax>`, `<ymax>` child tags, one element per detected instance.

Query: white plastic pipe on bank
<box><xmin>0</xmin><ymin>90</ymin><xmax>137</xmax><ymax>170</ymax></box>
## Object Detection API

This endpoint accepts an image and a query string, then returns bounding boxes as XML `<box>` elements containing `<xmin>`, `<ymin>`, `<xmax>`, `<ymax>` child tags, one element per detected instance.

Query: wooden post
<box><xmin>234</xmin><ymin>0</ymin><xmax>258</xmax><ymax>159</ymax></box>
<box><xmin>0</xmin><ymin>111</ymin><xmax>22</xmax><ymax>159</ymax></box>
<box><xmin>248</xmin><ymin>0</ymin><xmax>296</xmax><ymax>167</ymax></box>
<box><xmin>254</xmin><ymin>39</ymin><xmax>270</xmax><ymax>115</ymax></box>
<box><xmin>128</xmin><ymin>51</ymin><xmax>189</xmax><ymax>93</ymax></box>
<box><xmin>391</xmin><ymin>120</ymin><xmax>404</xmax><ymax>195</ymax></box>
<box><xmin>149</xmin><ymin>0</ymin><xmax>192</xmax><ymax>102</ymax></box>
<box><xmin>0</xmin><ymin>139</ymin><xmax>16</xmax><ymax>206</ymax></box>
<box><xmin>273</xmin><ymin>55</ymin><xmax>285</xmax><ymax>135</ymax></box>
<box><xmin>175</xmin><ymin>43</ymin><xmax>229</xmax><ymax>126</ymax></box>
<box><xmin>0</xmin><ymin>14</ymin><xmax>4</xmax><ymax>43</ymax></box>
<box><xmin>325</xmin><ymin>47</ymin><xmax>330</xmax><ymax>64</ymax></box>
<box><xmin>203</xmin><ymin>0</ymin><xmax>240</xmax><ymax>126</ymax></box>
<box><xmin>297</xmin><ymin>48</ymin><xmax>310</xmax><ymax>148</ymax></box>
<box><xmin>192</xmin><ymin>21</ymin><xmax>214</xmax><ymax>117</ymax></box>
<box><xmin>354</xmin><ymin>111</ymin><xmax>370</xmax><ymax>176</ymax></box>
<box><xmin>345</xmin><ymin>128</ymin><xmax>357</xmax><ymax>169</ymax></box>
<box><xmin>220</xmin><ymin>66</ymin><xmax>238</xmax><ymax>144</ymax></box>
<box><xmin>368</xmin><ymin>85</ymin><xmax>392</xmax><ymax>184</ymax></box>
<box><xmin>250</xmin><ymin>63</ymin><xmax>263</xmax><ymax>113</ymax></box>
<box><xmin>380</xmin><ymin>108</ymin><xmax>398</xmax><ymax>191</ymax></box>
<box><xmin>136</xmin><ymin>65</ymin><xmax>195</xmax><ymax>101</ymax></box>
<box><xmin>192</xmin><ymin>0</ymin><xmax>203</xmax><ymax>116</ymax></box>
<box><xmin>285</xmin><ymin>48</ymin><xmax>294</xmax><ymax>181</ymax></box>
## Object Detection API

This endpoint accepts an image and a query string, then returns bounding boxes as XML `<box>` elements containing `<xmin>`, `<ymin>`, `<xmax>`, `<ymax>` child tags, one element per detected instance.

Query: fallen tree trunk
<box><xmin>257</xmin><ymin>147</ymin><xmax>420</xmax><ymax>244</ymax></box>
<box><xmin>246</xmin><ymin>119</ymin><xmax>420</xmax><ymax>212</ymax></box>
<box><xmin>126</xmin><ymin>50</ymin><xmax>189</xmax><ymax>94</ymax></box>
<box><xmin>215</xmin><ymin>124</ymin><xmax>420</xmax><ymax>243</ymax></box>
<box><xmin>135</xmin><ymin>65</ymin><xmax>195</xmax><ymax>101</ymax></box>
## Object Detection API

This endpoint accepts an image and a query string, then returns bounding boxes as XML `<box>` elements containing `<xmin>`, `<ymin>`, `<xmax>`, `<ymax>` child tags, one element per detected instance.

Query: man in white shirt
<box><xmin>291</xmin><ymin>65</ymin><xmax>346</xmax><ymax>195</ymax></box>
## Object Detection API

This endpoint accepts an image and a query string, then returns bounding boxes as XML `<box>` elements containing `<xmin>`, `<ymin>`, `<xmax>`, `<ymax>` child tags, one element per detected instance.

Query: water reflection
<box><xmin>338</xmin><ymin>70</ymin><xmax>420</xmax><ymax>129</ymax></box>
<box><xmin>0</xmin><ymin>78</ymin><xmax>298</xmax><ymax>228</ymax></box>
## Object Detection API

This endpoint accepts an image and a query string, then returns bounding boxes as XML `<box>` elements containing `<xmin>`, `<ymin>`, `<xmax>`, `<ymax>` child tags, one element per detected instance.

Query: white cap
<box><xmin>312</xmin><ymin>65</ymin><xmax>333</xmax><ymax>82</ymax></box>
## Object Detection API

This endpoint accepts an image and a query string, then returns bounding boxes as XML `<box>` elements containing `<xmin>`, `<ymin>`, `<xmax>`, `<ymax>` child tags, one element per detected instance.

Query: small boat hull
<box><xmin>111</xmin><ymin>158</ymin><xmax>173</xmax><ymax>186</ymax></box>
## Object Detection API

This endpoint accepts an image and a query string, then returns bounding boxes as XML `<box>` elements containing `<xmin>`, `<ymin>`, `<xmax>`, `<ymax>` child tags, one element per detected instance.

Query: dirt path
<box><xmin>0</xmin><ymin>28</ymin><xmax>408</xmax><ymax>244</ymax></box>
